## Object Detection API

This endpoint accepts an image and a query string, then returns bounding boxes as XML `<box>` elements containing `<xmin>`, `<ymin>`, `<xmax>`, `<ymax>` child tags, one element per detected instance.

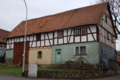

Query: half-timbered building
<box><xmin>6</xmin><ymin>2</ymin><xmax>117</xmax><ymax>70</ymax></box>
<box><xmin>0</xmin><ymin>29</ymin><xmax>10</xmax><ymax>63</ymax></box>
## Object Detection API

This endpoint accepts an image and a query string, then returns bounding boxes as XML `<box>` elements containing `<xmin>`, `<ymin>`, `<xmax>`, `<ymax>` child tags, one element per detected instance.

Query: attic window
<box><xmin>81</xmin><ymin>27</ymin><xmax>87</xmax><ymax>35</ymax></box>
<box><xmin>58</xmin><ymin>31</ymin><xmax>63</xmax><ymax>38</ymax></box>
<box><xmin>75</xmin><ymin>29</ymin><xmax>80</xmax><ymax>35</ymax></box>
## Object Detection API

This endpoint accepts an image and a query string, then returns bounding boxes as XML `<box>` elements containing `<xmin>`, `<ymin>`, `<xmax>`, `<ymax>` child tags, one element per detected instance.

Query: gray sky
<box><xmin>0</xmin><ymin>0</ymin><xmax>120</xmax><ymax>51</ymax></box>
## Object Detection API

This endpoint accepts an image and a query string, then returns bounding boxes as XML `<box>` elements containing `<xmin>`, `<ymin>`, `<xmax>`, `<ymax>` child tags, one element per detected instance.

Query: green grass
<box><xmin>0</xmin><ymin>64</ymin><xmax>12</xmax><ymax>68</ymax></box>
<box><xmin>0</xmin><ymin>64</ymin><xmax>80</xmax><ymax>76</ymax></box>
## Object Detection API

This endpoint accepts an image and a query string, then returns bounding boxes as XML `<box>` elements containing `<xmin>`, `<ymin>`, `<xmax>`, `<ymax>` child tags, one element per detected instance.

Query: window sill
<box><xmin>74</xmin><ymin>54</ymin><xmax>87</xmax><ymax>56</ymax></box>
<box><xmin>37</xmin><ymin>57</ymin><xmax>42</xmax><ymax>59</ymax></box>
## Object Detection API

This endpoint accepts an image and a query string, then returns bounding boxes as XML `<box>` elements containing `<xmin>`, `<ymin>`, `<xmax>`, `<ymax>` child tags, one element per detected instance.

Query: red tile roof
<box><xmin>7</xmin><ymin>2</ymin><xmax>109</xmax><ymax>38</ymax></box>
<box><xmin>117</xmin><ymin>51</ymin><xmax>120</xmax><ymax>62</ymax></box>
<box><xmin>0</xmin><ymin>29</ymin><xmax>10</xmax><ymax>43</ymax></box>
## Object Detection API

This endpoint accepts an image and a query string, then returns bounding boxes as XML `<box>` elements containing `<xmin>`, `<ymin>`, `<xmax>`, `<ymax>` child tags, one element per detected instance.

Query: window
<box><xmin>105</xmin><ymin>15</ymin><xmax>107</xmax><ymax>23</ymax></box>
<box><xmin>38</xmin><ymin>51</ymin><xmax>42</xmax><ymax>58</ymax></box>
<box><xmin>111</xmin><ymin>36</ymin><xmax>113</xmax><ymax>43</ymax></box>
<box><xmin>75</xmin><ymin>29</ymin><xmax>80</xmax><ymax>35</ymax></box>
<box><xmin>57</xmin><ymin>52</ymin><xmax>61</xmax><ymax>54</ymax></box>
<box><xmin>58</xmin><ymin>31</ymin><xmax>63</xmax><ymax>37</ymax></box>
<box><xmin>107</xmin><ymin>32</ymin><xmax>109</xmax><ymax>40</ymax></box>
<box><xmin>36</xmin><ymin>34</ymin><xmax>40</xmax><ymax>41</ymax></box>
<box><xmin>81</xmin><ymin>28</ymin><xmax>87</xmax><ymax>35</ymax></box>
<box><xmin>80</xmin><ymin>46</ymin><xmax>86</xmax><ymax>54</ymax></box>
<box><xmin>75</xmin><ymin>46</ymin><xmax>86</xmax><ymax>55</ymax></box>
<box><xmin>75</xmin><ymin>47</ymin><xmax>79</xmax><ymax>55</ymax></box>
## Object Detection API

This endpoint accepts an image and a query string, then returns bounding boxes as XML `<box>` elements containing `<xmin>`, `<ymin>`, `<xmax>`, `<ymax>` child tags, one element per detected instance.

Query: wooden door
<box><xmin>55</xmin><ymin>49</ymin><xmax>62</xmax><ymax>64</ymax></box>
<box><xmin>13</xmin><ymin>42</ymin><xmax>29</xmax><ymax>65</ymax></box>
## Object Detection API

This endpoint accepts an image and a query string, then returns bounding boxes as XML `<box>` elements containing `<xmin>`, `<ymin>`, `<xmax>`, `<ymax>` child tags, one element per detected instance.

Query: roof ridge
<box><xmin>23</xmin><ymin>2</ymin><xmax>109</xmax><ymax>22</ymax></box>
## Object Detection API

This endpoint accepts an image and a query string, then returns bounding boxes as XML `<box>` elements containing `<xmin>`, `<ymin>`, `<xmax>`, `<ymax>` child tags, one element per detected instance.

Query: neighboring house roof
<box><xmin>7</xmin><ymin>2</ymin><xmax>109</xmax><ymax>38</ymax></box>
<box><xmin>117</xmin><ymin>51</ymin><xmax>120</xmax><ymax>62</ymax></box>
<box><xmin>0</xmin><ymin>29</ymin><xmax>10</xmax><ymax>43</ymax></box>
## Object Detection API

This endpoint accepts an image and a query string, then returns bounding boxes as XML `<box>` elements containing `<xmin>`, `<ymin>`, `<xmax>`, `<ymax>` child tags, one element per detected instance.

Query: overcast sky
<box><xmin>0</xmin><ymin>0</ymin><xmax>120</xmax><ymax>51</ymax></box>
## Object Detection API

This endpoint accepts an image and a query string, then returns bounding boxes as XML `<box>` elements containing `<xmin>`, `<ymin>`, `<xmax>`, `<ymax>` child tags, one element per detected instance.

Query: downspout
<box><xmin>97</xmin><ymin>24</ymin><xmax>103</xmax><ymax>77</ymax></box>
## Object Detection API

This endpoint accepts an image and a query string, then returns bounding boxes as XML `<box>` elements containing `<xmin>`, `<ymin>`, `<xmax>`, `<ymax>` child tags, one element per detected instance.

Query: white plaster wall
<box><xmin>41</xmin><ymin>34</ymin><xmax>44</xmax><ymax>40</ymax></box>
<box><xmin>59</xmin><ymin>38</ymin><xmax>63</xmax><ymax>44</ymax></box>
<box><xmin>9</xmin><ymin>39</ymin><xmax>11</xmax><ymax>43</ymax></box>
<box><xmin>90</xmin><ymin>26</ymin><xmax>96</xmax><ymax>32</ymax></box>
<box><xmin>32</xmin><ymin>42</ymin><xmax>36</xmax><ymax>47</ymax></box>
<box><xmin>11</xmin><ymin>44</ymin><xmax>14</xmax><ymax>48</ymax></box>
<box><xmin>37</xmin><ymin>41</ymin><xmax>40</xmax><ymax>47</ymax></box>
<box><xmin>68</xmin><ymin>29</ymin><xmax>71</xmax><ymax>35</ymax></box>
<box><xmin>88</xmin><ymin>34</ymin><xmax>94</xmax><ymax>41</ymax></box>
<box><xmin>20</xmin><ymin>37</ymin><xmax>23</xmax><ymax>42</ymax></box>
<box><xmin>93</xmin><ymin>33</ymin><xmax>96</xmax><ymax>40</ymax></box>
<box><xmin>87</xmin><ymin>28</ymin><xmax>90</xmax><ymax>33</ymax></box>
<box><xmin>75</xmin><ymin>37</ymin><xmax>80</xmax><ymax>42</ymax></box>
<box><xmin>41</xmin><ymin>41</ymin><xmax>44</xmax><ymax>46</ymax></box>
<box><xmin>70</xmin><ymin>36</ymin><xmax>73</xmax><ymax>43</ymax></box>
<box><xmin>27</xmin><ymin>36</ymin><xmax>29</xmax><ymax>41</ymax></box>
<box><xmin>45</xmin><ymin>34</ymin><xmax>48</xmax><ymax>39</ymax></box>
<box><xmin>49</xmin><ymin>33</ymin><xmax>53</xmax><ymax>39</ymax></box>
<box><xmin>50</xmin><ymin>40</ymin><xmax>53</xmax><ymax>45</ymax></box>
<box><xmin>54</xmin><ymin>31</ymin><xmax>57</xmax><ymax>37</ymax></box>
<box><xmin>64</xmin><ymin>30</ymin><xmax>67</xmax><ymax>36</ymax></box>
<box><xmin>7</xmin><ymin>45</ymin><xmax>9</xmax><ymax>49</ymax></box>
<box><xmin>30</xmin><ymin>42</ymin><xmax>32</xmax><ymax>47</ymax></box>
<box><xmin>12</xmin><ymin>38</ymin><xmax>14</xmax><ymax>43</ymax></box>
<box><xmin>33</xmin><ymin>35</ymin><xmax>36</xmax><ymax>41</ymax></box>
<box><xmin>64</xmin><ymin>37</ymin><xmax>67</xmax><ymax>43</ymax></box>
<box><xmin>30</xmin><ymin>36</ymin><xmax>33</xmax><ymax>41</ymax></box>
<box><xmin>45</xmin><ymin>40</ymin><xmax>49</xmax><ymax>46</ymax></box>
<box><xmin>81</xmin><ymin>36</ymin><xmax>86</xmax><ymax>42</ymax></box>
<box><xmin>54</xmin><ymin>39</ymin><xmax>57</xmax><ymax>45</ymax></box>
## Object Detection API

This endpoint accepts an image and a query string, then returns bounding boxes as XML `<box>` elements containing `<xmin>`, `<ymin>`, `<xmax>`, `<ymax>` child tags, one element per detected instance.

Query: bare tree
<box><xmin>98</xmin><ymin>0</ymin><xmax>120</xmax><ymax>35</ymax></box>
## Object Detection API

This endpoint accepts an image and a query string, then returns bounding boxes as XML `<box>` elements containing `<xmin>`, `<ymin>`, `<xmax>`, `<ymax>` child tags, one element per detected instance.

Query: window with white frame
<box><xmin>81</xmin><ymin>27</ymin><xmax>87</xmax><ymax>35</ymax></box>
<box><xmin>75</xmin><ymin>46</ymin><xmax>79</xmax><ymax>55</ymax></box>
<box><xmin>75</xmin><ymin>46</ymin><xmax>86</xmax><ymax>55</ymax></box>
<box><xmin>58</xmin><ymin>31</ymin><xmax>63</xmax><ymax>37</ymax></box>
<box><xmin>75</xmin><ymin>29</ymin><xmax>80</xmax><ymax>35</ymax></box>
<box><xmin>80</xmin><ymin>46</ymin><xmax>86</xmax><ymax>54</ymax></box>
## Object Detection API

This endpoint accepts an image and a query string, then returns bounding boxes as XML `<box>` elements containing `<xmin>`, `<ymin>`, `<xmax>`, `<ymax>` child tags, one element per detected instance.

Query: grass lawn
<box><xmin>0</xmin><ymin>64</ymin><xmax>80</xmax><ymax>76</ymax></box>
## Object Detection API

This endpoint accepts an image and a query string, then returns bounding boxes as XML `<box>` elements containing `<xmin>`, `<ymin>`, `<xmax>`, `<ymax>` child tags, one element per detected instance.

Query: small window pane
<box><xmin>57</xmin><ymin>52</ymin><xmax>61</xmax><ymax>54</ymax></box>
<box><xmin>75</xmin><ymin>29</ymin><xmax>80</xmax><ymax>35</ymax></box>
<box><xmin>38</xmin><ymin>51</ymin><xmax>42</xmax><ymax>58</ymax></box>
<box><xmin>58</xmin><ymin>31</ymin><xmax>63</xmax><ymax>37</ymax></box>
<box><xmin>75</xmin><ymin>47</ymin><xmax>79</xmax><ymax>55</ymax></box>
<box><xmin>80</xmin><ymin>46</ymin><xmax>86</xmax><ymax>54</ymax></box>
<box><xmin>81</xmin><ymin>28</ymin><xmax>87</xmax><ymax>35</ymax></box>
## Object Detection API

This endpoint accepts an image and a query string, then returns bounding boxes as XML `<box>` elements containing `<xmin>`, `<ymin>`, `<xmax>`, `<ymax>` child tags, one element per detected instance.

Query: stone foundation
<box><xmin>24</xmin><ymin>70</ymin><xmax>101</xmax><ymax>79</ymax></box>
<box><xmin>103</xmin><ymin>70</ymin><xmax>117</xmax><ymax>76</ymax></box>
